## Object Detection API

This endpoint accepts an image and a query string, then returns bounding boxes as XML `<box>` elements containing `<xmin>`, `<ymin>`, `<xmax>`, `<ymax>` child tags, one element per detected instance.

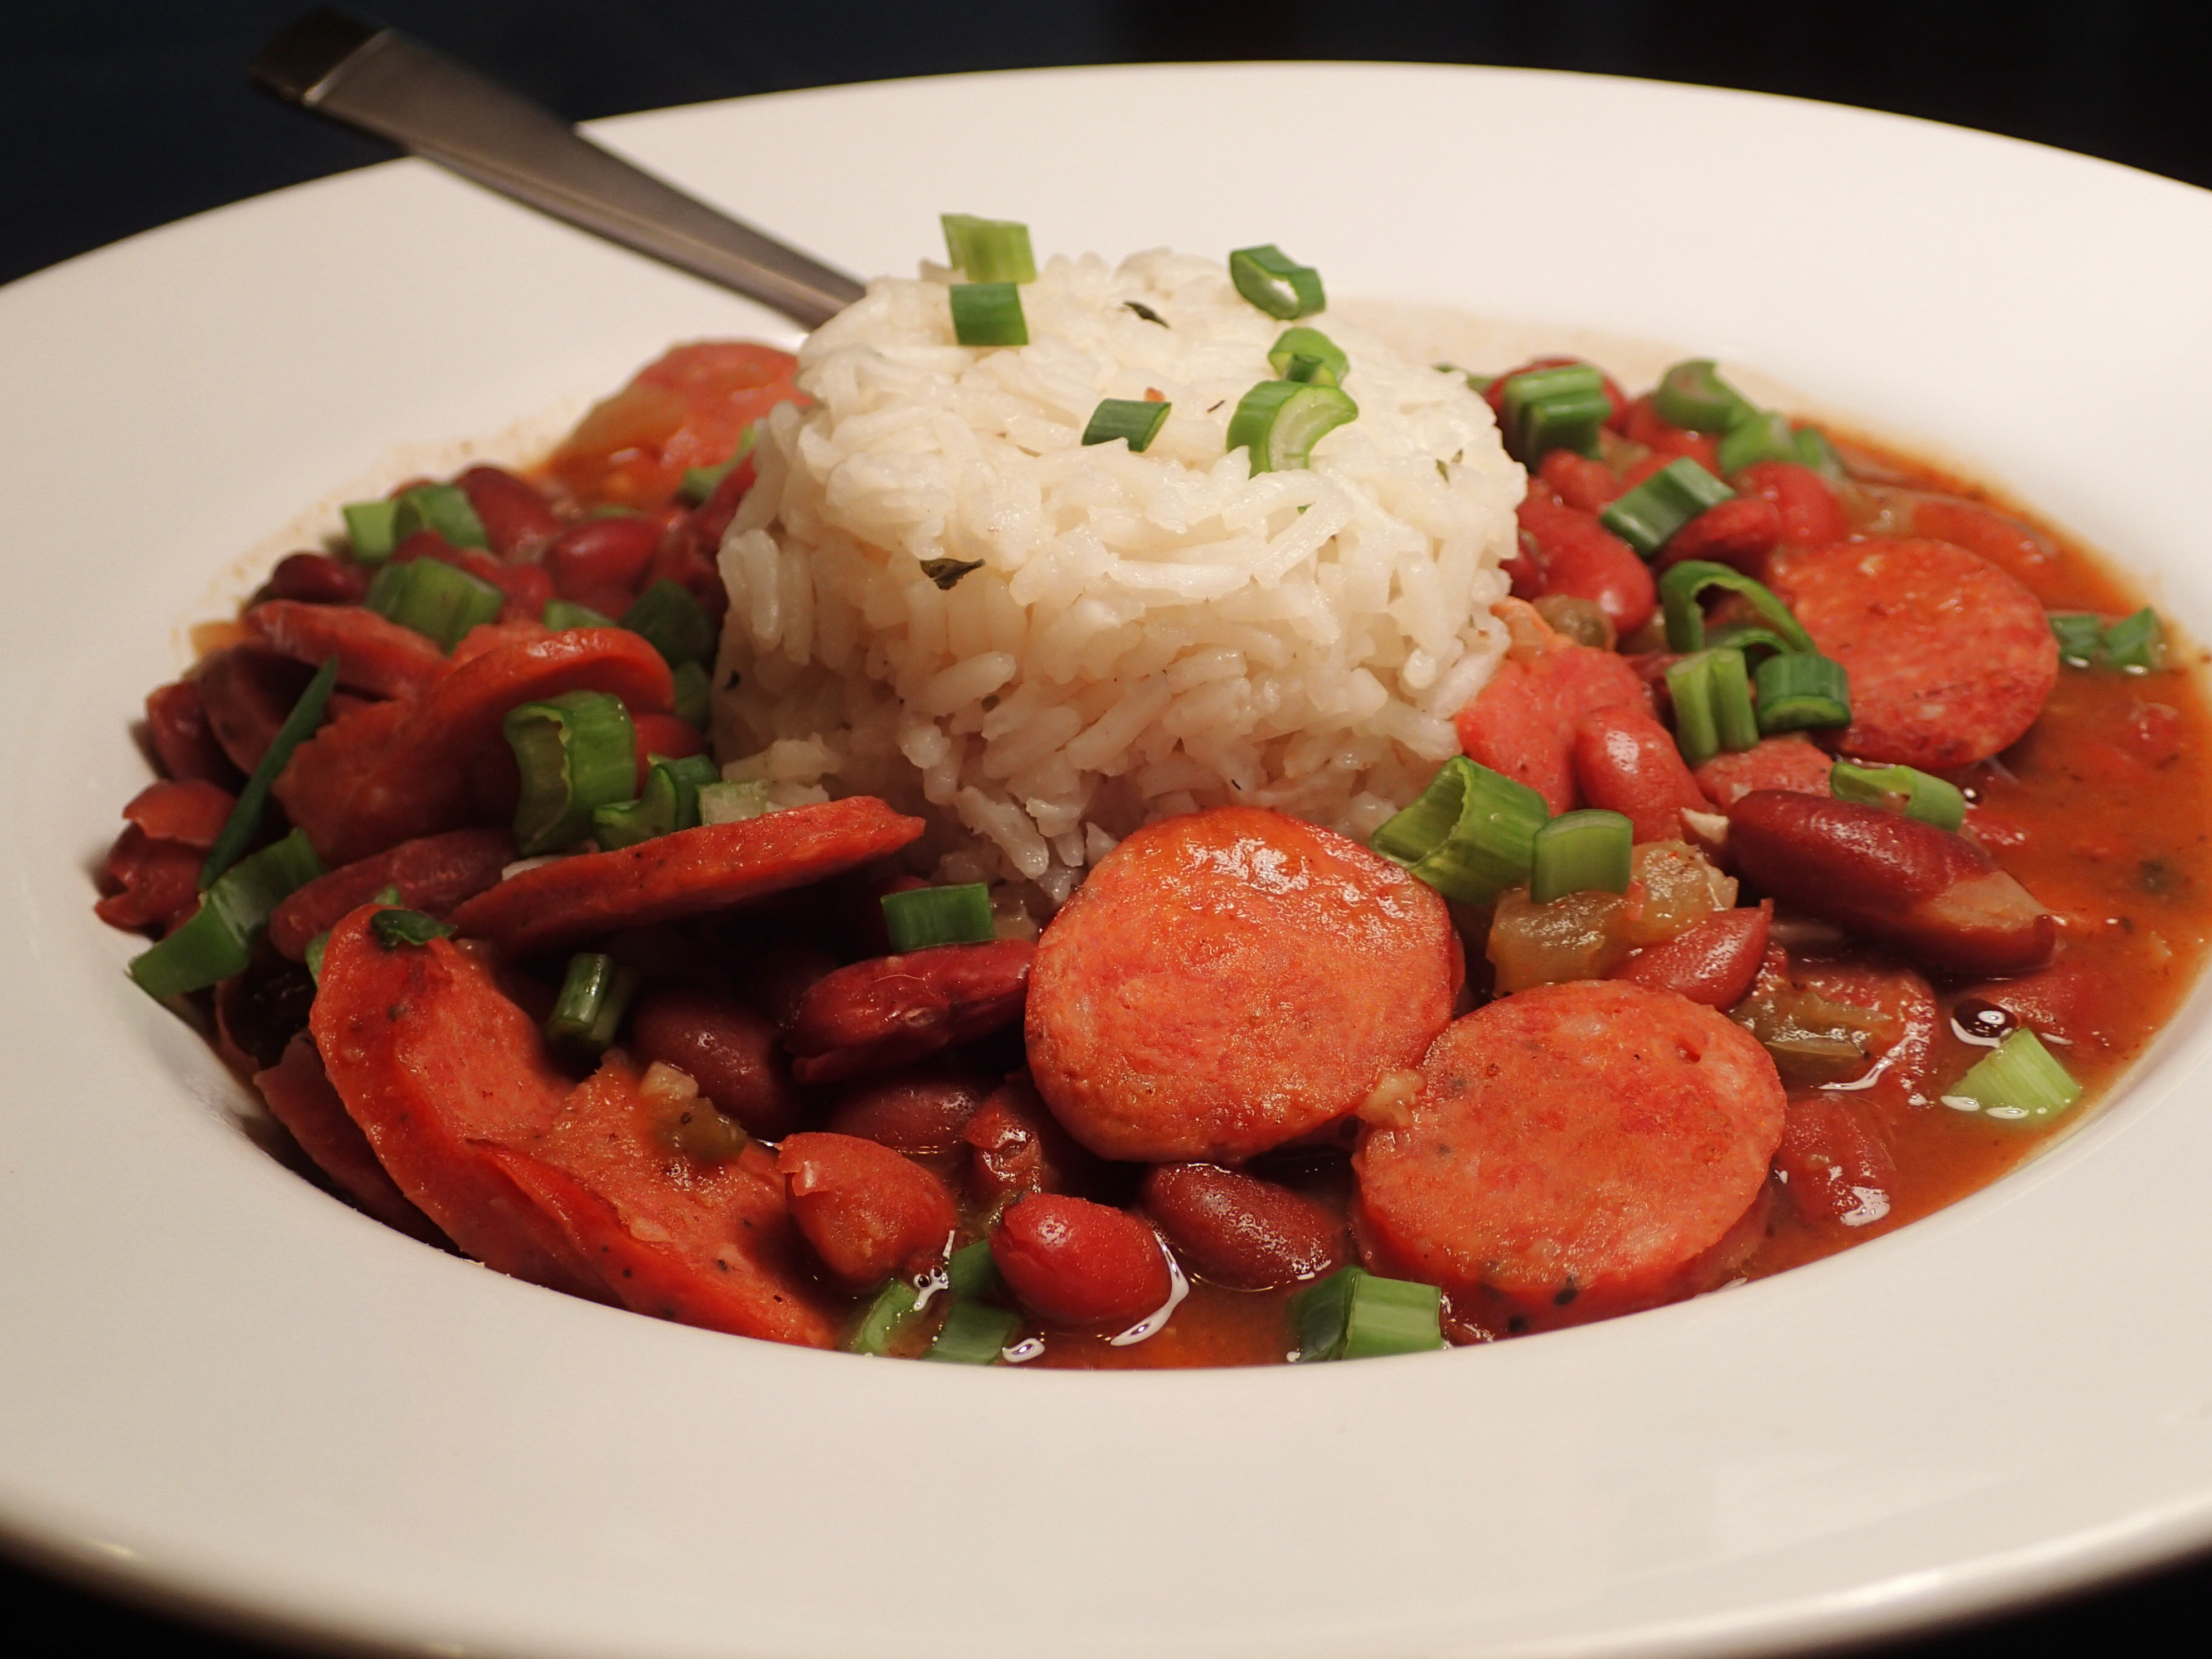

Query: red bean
<box><xmin>1774</xmin><ymin>1097</ymin><xmax>1898</xmax><ymax>1233</ymax></box>
<box><xmin>632</xmin><ymin>714</ymin><xmax>709</xmax><ymax>787</ymax></box>
<box><xmin>1611</xmin><ymin>902</ymin><xmax>1771</xmax><ymax>1008</ymax></box>
<box><xmin>144</xmin><ymin>680</ymin><xmax>238</xmax><ymax>785</ymax></box>
<box><xmin>266</xmin><ymin>551</ymin><xmax>370</xmax><ymax>605</ymax></box>
<box><xmin>630</xmin><ymin>987</ymin><xmax>809</xmax><ymax>1139</ymax></box>
<box><xmin>784</xmin><ymin>939</ymin><xmax>1034</xmax><ymax>1085</ymax></box>
<box><xmin>991</xmin><ymin>1193</ymin><xmax>1171</xmax><ymax>1332</ymax></box>
<box><xmin>457</xmin><ymin>464</ymin><xmax>561</xmax><ymax>556</ymax></box>
<box><xmin>547</xmin><ymin>516</ymin><xmax>662</xmax><ymax>602</ymax></box>
<box><xmin>961</xmin><ymin>1074</ymin><xmax>1105</xmax><ymax>1209</ymax></box>
<box><xmin>1659</xmin><ymin>495</ymin><xmax>1782</xmax><ymax>576</ymax></box>
<box><xmin>1515</xmin><ymin>493</ymin><xmax>1656</xmax><ymax>638</ymax></box>
<box><xmin>777</xmin><ymin>1132</ymin><xmax>956</xmax><ymax>1289</ymax></box>
<box><xmin>1571</xmin><ymin>704</ymin><xmax>1712</xmax><ymax>842</ymax></box>
<box><xmin>1622</xmin><ymin>395</ymin><xmax>1723</xmax><ymax>471</ymax></box>
<box><xmin>737</xmin><ymin>941</ymin><xmax>841</xmax><ymax>1030</ymax></box>
<box><xmin>1536</xmin><ymin>448</ymin><xmax>1621</xmax><ymax>514</ymax></box>
<box><xmin>826</xmin><ymin>1058</ymin><xmax>991</xmax><ymax>1155</ymax></box>
<box><xmin>1736</xmin><ymin>460</ymin><xmax>1849</xmax><ymax>547</ymax></box>
<box><xmin>1140</xmin><ymin>1164</ymin><xmax>1346</xmax><ymax>1290</ymax></box>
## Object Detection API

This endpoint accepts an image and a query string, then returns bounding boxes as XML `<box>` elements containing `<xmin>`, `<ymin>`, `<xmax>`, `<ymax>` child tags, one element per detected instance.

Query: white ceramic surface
<box><xmin>4</xmin><ymin>64</ymin><xmax>2211</xmax><ymax>1659</ymax></box>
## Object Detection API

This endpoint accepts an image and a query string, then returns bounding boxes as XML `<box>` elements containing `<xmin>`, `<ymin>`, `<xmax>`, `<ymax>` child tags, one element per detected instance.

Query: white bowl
<box><xmin>4</xmin><ymin>63</ymin><xmax>2211</xmax><ymax>1659</ymax></box>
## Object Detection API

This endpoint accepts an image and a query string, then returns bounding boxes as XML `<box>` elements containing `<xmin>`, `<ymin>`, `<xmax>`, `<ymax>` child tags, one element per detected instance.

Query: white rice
<box><xmin>710</xmin><ymin>248</ymin><xmax>1522</xmax><ymax>923</ymax></box>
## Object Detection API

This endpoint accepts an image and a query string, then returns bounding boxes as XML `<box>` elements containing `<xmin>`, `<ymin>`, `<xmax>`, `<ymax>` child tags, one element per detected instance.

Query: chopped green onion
<box><xmin>882</xmin><ymin>883</ymin><xmax>995</xmax><ymax>950</ymax></box>
<box><xmin>1716</xmin><ymin>409</ymin><xmax>1799</xmax><ymax>477</ymax></box>
<box><xmin>542</xmin><ymin>598</ymin><xmax>614</xmax><ymax>632</ymax></box>
<box><xmin>1830</xmin><ymin>761</ymin><xmax>1966</xmax><ymax>832</ymax></box>
<box><xmin>545</xmin><ymin>952</ymin><xmax>640</xmax><ymax>1054</ymax></box>
<box><xmin>130</xmin><ymin>830</ymin><xmax>323</xmax><ymax>1000</ymax></box>
<box><xmin>949</xmin><ymin>282</ymin><xmax>1027</xmax><ymax>347</ymax></box>
<box><xmin>1500</xmin><ymin>363</ymin><xmax>1610</xmax><ymax>464</ymax></box>
<box><xmin>947</xmin><ymin>1238</ymin><xmax>1000</xmax><ymax>1299</ymax></box>
<box><xmin>1705</xmin><ymin>622</ymin><xmax>1802</xmax><ymax>661</ymax></box>
<box><xmin>671</xmin><ymin>658</ymin><xmax>711</xmax><ymax>729</ymax></box>
<box><xmin>364</xmin><ymin>556</ymin><xmax>505</xmax><ymax>653</ymax></box>
<box><xmin>940</xmin><ymin>214</ymin><xmax>1036</xmax><ymax>284</ymax></box>
<box><xmin>2049</xmin><ymin>612</ymin><xmax>2107</xmax><ymax>666</ymax></box>
<box><xmin>1792</xmin><ymin>424</ymin><xmax>1845</xmax><ymax>483</ymax></box>
<box><xmin>1228</xmin><ymin>244</ymin><xmax>1325</xmax><ymax>320</ymax></box>
<box><xmin>1652</xmin><ymin>358</ymin><xmax>1753</xmax><ymax>434</ymax></box>
<box><xmin>1666</xmin><ymin>648</ymin><xmax>1758</xmax><ymax>768</ymax></box>
<box><xmin>677</xmin><ymin>424</ymin><xmax>759</xmax><ymax>505</ymax></box>
<box><xmin>619</xmin><ymin>578</ymin><xmax>715</xmax><ymax>667</ymax></box>
<box><xmin>847</xmin><ymin>1278</ymin><xmax>925</xmax><ymax>1356</ymax></box>
<box><xmin>341</xmin><ymin>498</ymin><xmax>401</xmax><ymax>566</ymax></box>
<box><xmin>1939</xmin><ymin>1028</ymin><xmax>2082</xmax><ymax>1122</ymax></box>
<box><xmin>303</xmin><ymin>931</ymin><xmax>329</xmax><ymax>984</ymax></box>
<box><xmin>593</xmin><ymin>753</ymin><xmax>719</xmax><ymax>852</ymax></box>
<box><xmin>1080</xmin><ymin>398</ymin><xmax>1171</xmax><ymax>453</ymax></box>
<box><xmin>2102</xmin><ymin>607</ymin><xmax>2165</xmax><ymax>671</ymax></box>
<box><xmin>1290</xmin><ymin>1266</ymin><xmax>1445</xmax><ymax>1362</ymax></box>
<box><xmin>391</xmin><ymin>482</ymin><xmax>488</xmax><ymax>550</ymax></box>
<box><xmin>1530</xmin><ymin>809</ymin><xmax>1633</xmax><ymax>905</ymax></box>
<box><xmin>1268</xmin><ymin>327</ymin><xmax>1348</xmax><ymax>386</ymax></box>
<box><xmin>1226</xmin><ymin>380</ymin><xmax>1359</xmax><ymax>473</ymax></box>
<box><xmin>1658</xmin><ymin>559</ymin><xmax>1816</xmax><ymax>654</ymax></box>
<box><xmin>505</xmin><ymin>690</ymin><xmax>638</xmax><ymax>856</ymax></box>
<box><xmin>1600</xmin><ymin>458</ymin><xmax>1736</xmax><ymax>557</ymax></box>
<box><xmin>200</xmin><ymin>656</ymin><xmax>338</xmax><ymax>887</ymax></box>
<box><xmin>1755</xmin><ymin>651</ymin><xmax>1852</xmax><ymax>733</ymax></box>
<box><xmin>371</xmin><ymin>908</ymin><xmax>453</xmax><ymax>949</ymax></box>
<box><xmin>1370</xmin><ymin>755</ymin><xmax>1549</xmax><ymax>905</ymax></box>
<box><xmin>697</xmin><ymin>779</ymin><xmax>770</xmax><ymax>825</ymax></box>
<box><xmin>925</xmin><ymin>1298</ymin><xmax>1021</xmax><ymax>1365</ymax></box>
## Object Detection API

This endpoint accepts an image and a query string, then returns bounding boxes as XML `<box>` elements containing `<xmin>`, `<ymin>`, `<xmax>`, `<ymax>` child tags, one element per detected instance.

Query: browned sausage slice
<box><xmin>1026</xmin><ymin>805</ymin><xmax>1461</xmax><ymax>1163</ymax></box>
<box><xmin>447</xmin><ymin>796</ymin><xmax>925</xmax><ymax>958</ymax></box>
<box><xmin>1354</xmin><ymin>979</ymin><xmax>1784</xmax><ymax>1333</ymax></box>
<box><xmin>267</xmin><ymin>826</ymin><xmax>516</xmax><ymax>959</ymax></box>
<box><xmin>1766</xmin><ymin>538</ymin><xmax>2058</xmax><ymax>769</ymax></box>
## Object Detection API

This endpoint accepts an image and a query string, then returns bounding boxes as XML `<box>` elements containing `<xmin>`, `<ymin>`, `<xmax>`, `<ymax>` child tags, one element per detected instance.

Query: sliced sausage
<box><xmin>1027</xmin><ymin>806</ymin><xmax>1461</xmax><ymax>1163</ymax></box>
<box><xmin>1727</xmin><ymin>790</ymin><xmax>2056</xmax><ymax>977</ymax></box>
<box><xmin>1766</xmin><ymin>537</ymin><xmax>2059</xmax><ymax>769</ymax></box>
<box><xmin>1692</xmin><ymin>733</ymin><xmax>1835</xmax><ymax>807</ymax></box>
<box><xmin>1354</xmin><ymin>979</ymin><xmax>1785</xmax><ymax>1332</ymax></box>
<box><xmin>254</xmin><ymin>1032</ymin><xmax>448</xmax><ymax>1245</ymax></box>
<box><xmin>195</xmin><ymin>644</ymin><xmax>316</xmax><ymax>773</ymax></box>
<box><xmin>784</xmin><ymin>938</ymin><xmax>1032</xmax><ymax>1085</ymax></box>
<box><xmin>145</xmin><ymin>678</ymin><xmax>239</xmax><ymax>785</ymax></box>
<box><xmin>991</xmin><ymin>1194</ymin><xmax>1172</xmax><ymax>1334</ymax></box>
<box><xmin>1140</xmin><ymin>1164</ymin><xmax>1346</xmax><ymax>1291</ymax></box>
<box><xmin>777</xmin><ymin>1132</ymin><xmax>957</xmax><ymax>1289</ymax></box>
<box><xmin>243</xmin><ymin>600</ymin><xmax>450</xmax><ymax>700</ymax></box>
<box><xmin>1454</xmin><ymin>639</ymin><xmax>1650</xmax><ymax>814</ymax></box>
<box><xmin>94</xmin><ymin>828</ymin><xmax>203</xmax><ymax>933</ymax></box>
<box><xmin>449</xmin><ymin>798</ymin><xmax>924</xmax><ymax>960</ymax></box>
<box><xmin>1572</xmin><ymin>704</ymin><xmax>1713</xmax><ymax>842</ymax></box>
<box><xmin>267</xmin><ymin>826</ymin><xmax>515</xmax><ymax>959</ymax></box>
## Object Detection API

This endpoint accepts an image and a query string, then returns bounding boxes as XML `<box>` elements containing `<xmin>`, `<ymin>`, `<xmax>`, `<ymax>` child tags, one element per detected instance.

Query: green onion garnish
<box><xmin>847</xmin><ymin>1278</ymin><xmax>925</xmax><ymax>1356</ymax></box>
<box><xmin>1226</xmin><ymin>380</ymin><xmax>1359</xmax><ymax>473</ymax></box>
<box><xmin>1792</xmin><ymin>424</ymin><xmax>1846</xmax><ymax>483</ymax></box>
<box><xmin>1658</xmin><ymin>559</ymin><xmax>1816</xmax><ymax>654</ymax></box>
<box><xmin>1530</xmin><ymin>809</ymin><xmax>1633</xmax><ymax>904</ymax></box>
<box><xmin>947</xmin><ymin>1238</ymin><xmax>1000</xmax><ymax>1298</ymax></box>
<box><xmin>1268</xmin><ymin>326</ymin><xmax>1348</xmax><ymax>386</ymax></box>
<box><xmin>542</xmin><ymin>598</ymin><xmax>615</xmax><ymax>632</ymax></box>
<box><xmin>1666</xmin><ymin>648</ymin><xmax>1759</xmax><ymax>767</ymax></box>
<box><xmin>1652</xmin><ymin>358</ymin><xmax>1753</xmax><ymax>434</ymax></box>
<box><xmin>619</xmin><ymin>578</ymin><xmax>716</xmax><ymax>668</ymax></box>
<box><xmin>1228</xmin><ymin>244</ymin><xmax>1325</xmax><ymax>320</ymax></box>
<box><xmin>1939</xmin><ymin>1028</ymin><xmax>2082</xmax><ymax>1122</ymax></box>
<box><xmin>1500</xmin><ymin>363</ymin><xmax>1611</xmax><ymax>464</ymax></box>
<box><xmin>364</xmin><ymin>556</ymin><xmax>505</xmax><ymax>653</ymax></box>
<box><xmin>305</xmin><ymin>885</ymin><xmax>400</xmax><ymax>983</ymax></box>
<box><xmin>341</xmin><ymin>498</ymin><xmax>401</xmax><ymax>566</ymax></box>
<box><xmin>882</xmin><ymin>882</ymin><xmax>995</xmax><ymax>951</ymax></box>
<box><xmin>129</xmin><ymin>829</ymin><xmax>323</xmax><ymax>1000</ymax></box>
<box><xmin>1716</xmin><ymin>409</ymin><xmax>1799</xmax><ymax>477</ymax></box>
<box><xmin>1080</xmin><ymin>398</ymin><xmax>1171</xmax><ymax>453</ymax></box>
<box><xmin>1370</xmin><ymin>755</ymin><xmax>1550</xmax><ymax>905</ymax></box>
<box><xmin>1289</xmin><ymin>1266</ymin><xmax>1445</xmax><ymax>1362</ymax></box>
<box><xmin>200</xmin><ymin>656</ymin><xmax>339</xmax><ymax>888</ymax></box>
<box><xmin>545</xmin><ymin>951</ymin><xmax>640</xmax><ymax>1054</ymax></box>
<box><xmin>2049</xmin><ymin>613</ymin><xmax>2107</xmax><ymax>666</ymax></box>
<box><xmin>676</xmin><ymin>424</ymin><xmax>759</xmax><ymax>505</ymax></box>
<box><xmin>593</xmin><ymin>753</ymin><xmax>719</xmax><ymax>851</ymax></box>
<box><xmin>1600</xmin><ymin>458</ymin><xmax>1736</xmax><ymax>557</ymax></box>
<box><xmin>925</xmin><ymin>1299</ymin><xmax>1021</xmax><ymax>1365</ymax></box>
<box><xmin>392</xmin><ymin>482</ymin><xmax>489</xmax><ymax>550</ymax></box>
<box><xmin>371</xmin><ymin>908</ymin><xmax>454</xmax><ymax>949</ymax></box>
<box><xmin>671</xmin><ymin>658</ymin><xmax>711</xmax><ymax>729</ymax></box>
<box><xmin>940</xmin><ymin>214</ymin><xmax>1037</xmax><ymax>284</ymax></box>
<box><xmin>1754</xmin><ymin>651</ymin><xmax>1852</xmax><ymax>733</ymax></box>
<box><xmin>504</xmin><ymin>690</ymin><xmax>638</xmax><ymax>856</ymax></box>
<box><xmin>2101</xmin><ymin>607</ymin><xmax>2165</xmax><ymax>671</ymax></box>
<box><xmin>1830</xmin><ymin>761</ymin><xmax>1966</xmax><ymax>832</ymax></box>
<box><xmin>949</xmin><ymin>282</ymin><xmax>1027</xmax><ymax>347</ymax></box>
<box><xmin>697</xmin><ymin>779</ymin><xmax>770</xmax><ymax>825</ymax></box>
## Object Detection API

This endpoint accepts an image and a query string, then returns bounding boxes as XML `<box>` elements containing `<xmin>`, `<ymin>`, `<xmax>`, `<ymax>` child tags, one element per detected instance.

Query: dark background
<box><xmin>6</xmin><ymin>2</ymin><xmax>2210</xmax><ymax>1655</ymax></box>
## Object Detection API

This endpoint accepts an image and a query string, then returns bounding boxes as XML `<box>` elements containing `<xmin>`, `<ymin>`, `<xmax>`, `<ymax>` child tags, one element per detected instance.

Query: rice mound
<box><xmin>711</xmin><ymin>248</ymin><xmax>1522</xmax><ymax>923</ymax></box>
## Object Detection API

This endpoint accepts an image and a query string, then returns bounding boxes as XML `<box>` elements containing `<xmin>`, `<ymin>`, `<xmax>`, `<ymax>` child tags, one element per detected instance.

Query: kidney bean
<box><xmin>736</xmin><ymin>940</ymin><xmax>842</xmax><ymax>1030</ymax></box>
<box><xmin>826</xmin><ymin>1057</ymin><xmax>992</xmax><ymax>1155</ymax></box>
<box><xmin>962</xmin><ymin>1074</ymin><xmax>1104</xmax><ymax>1209</ymax></box>
<box><xmin>645</xmin><ymin>524</ymin><xmax>731</xmax><ymax>626</ymax></box>
<box><xmin>145</xmin><ymin>680</ymin><xmax>239</xmax><ymax>785</ymax></box>
<box><xmin>1726</xmin><ymin>791</ymin><xmax>2056</xmax><ymax>977</ymax></box>
<box><xmin>1139</xmin><ymin>1163</ymin><xmax>1346</xmax><ymax>1291</ymax></box>
<box><xmin>1622</xmin><ymin>395</ymin><xmax>1723</xmax><ymax>471</ymax></box>
<box><xmin>784</xmin><ymin>938</ymin><xmax>1033</xmax><ymax>1085</ymax></box>
<box><xmin>991</xmin><ymin>1193</ymin><xmax>1172</xmax><ymax>1333</ymax></box>
<box><xmin>630</xmin><ymin>987</ymin><xmax>809</xmax><ymax>1139</ymax></box>
<box><xmin>195</xmin><ymin>644</ymin><xmax>316</xmax><ymax>772</ymax></box>
<box><xmin>776</xmin><ymin>1131</ymin><xmax>955</xmax><ymax>1289</ymax></box>
<box><xmin>486</xmin><ymin>557</ymin><xmax>555</xmax><ymax>625</ymax></box>
<box><xmin>215</xmin><ymin>952</ymin><xmax>318</xmax><ymax>1073</ymax></box>
<box><xmin>1774</xmin><ymin>1097</ymin><xmax>1898</xmax><ymax>1233</ymax></box>
<box><xmin>457</xmin><ymin>464</ymin><xmax>561</xmax><ymax>556</ymax></box>
<box><xmin>1955</xmin><ymin>962</ymin><xmax>2103</xmax><ymax>1055</ymax></box>
<box><xmin>1537</xmin><ymin>448</ymin><xmax>1622</xmax><ymax>514</ymax></box>
<box><xmin>1515</xmin><ymin>493</ymin><xmax>1656</xmax><ymax>639</ymax></box>
<box><xmin>1737</xmin><ymin>460</ymin><xmax>1849</xmax><ymax>547</ymax></box>
<box><xmin>1611</xmin><ymin>901</ymin><xmax>1771</xmax><ymax>1008</ymax></box>
<box><xmin>1658</xmin><ymin>495</ymin><xmax>1782</xmax><ymax>576</ymax></box>
<box><xmin>546</xmin><ymin>515</ymin><xmax>662</xmax><ymax>602</ymax></box>
<box><xmin>266</xmin><ymin>551</ymin><xmax>370</xmax><ymax>605</ymax></box>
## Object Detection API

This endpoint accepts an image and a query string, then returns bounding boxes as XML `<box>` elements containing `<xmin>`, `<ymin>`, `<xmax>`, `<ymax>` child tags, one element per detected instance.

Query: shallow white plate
<box><xmin>4</xmin><ymin>63</ymin><xmax>2211</xmax><ymax>1659</ymax></box>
